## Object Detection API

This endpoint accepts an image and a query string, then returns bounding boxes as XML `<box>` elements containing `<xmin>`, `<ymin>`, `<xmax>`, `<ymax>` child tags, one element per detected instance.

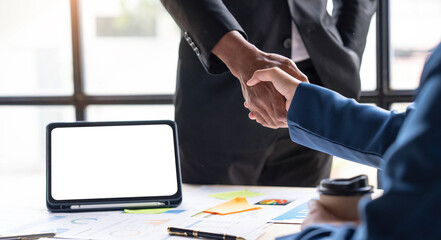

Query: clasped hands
<box><xmin>212</xmin><ymin>31</ymin><xmax>352</xmax><ymax>227</ymax></box>
<box><xmin>245</xmin><ymin>66</ymin><xmax>304</xmax><ymax>128</ymax></box>
<box><xmin>212</xmin><ymin>31</ymin><xmax>307</xmax><ymax>129</ymax></box>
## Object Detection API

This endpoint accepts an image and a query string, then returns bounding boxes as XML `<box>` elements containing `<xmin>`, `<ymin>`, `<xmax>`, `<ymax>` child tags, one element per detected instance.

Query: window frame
<box><xmin>360</xmin><ymin>0</ymin><xmax>415</xmax><ymax>109</ymax></box>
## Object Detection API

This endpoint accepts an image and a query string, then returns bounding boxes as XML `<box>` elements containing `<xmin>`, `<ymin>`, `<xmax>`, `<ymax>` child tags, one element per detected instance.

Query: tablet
<box><xmin>46</xmin><ymin>120</ymin><xmax>182</xmax><ymax>212</ymax></box>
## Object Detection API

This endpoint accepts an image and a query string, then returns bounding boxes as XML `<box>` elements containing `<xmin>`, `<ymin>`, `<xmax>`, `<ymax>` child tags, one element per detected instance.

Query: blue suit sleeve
<box><xmin>277</xmin><ymin>224</ymin><xmax>357</xmax><ymax>240</ymax></box>
<box><xmin>280</xmin><ymin>43</ymin><xmax>441</xmax><ymax>240</ymax></box>
<box><xmin>358</xmin><ymin>44</ymin><xmax>441</xmax><ymax>240</ymax></box>
<box><xmin>287</xmin><ymin>83</ymin><xmax>410</xmax><ymax>168</ymax></box>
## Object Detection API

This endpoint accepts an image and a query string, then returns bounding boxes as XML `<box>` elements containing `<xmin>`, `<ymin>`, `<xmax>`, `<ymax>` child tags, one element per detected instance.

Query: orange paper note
<box><xmin>203</xmin><ymin>197</ymin><xmax>262</xmax><ymax>215</ymax></box>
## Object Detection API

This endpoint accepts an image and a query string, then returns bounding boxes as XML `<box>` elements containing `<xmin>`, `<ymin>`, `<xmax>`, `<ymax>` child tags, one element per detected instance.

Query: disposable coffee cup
<box><xmin>317</xmin><ymin>174</ymin><xmax>373</xmax><ymax>221</ymax></box>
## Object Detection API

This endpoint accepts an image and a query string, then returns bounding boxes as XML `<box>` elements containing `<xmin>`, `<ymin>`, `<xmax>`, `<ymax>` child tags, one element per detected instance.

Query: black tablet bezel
<box><xmin>46</xmin><ymin>120</ymin><xmax>182</xmax><ymax>212</ymax></box>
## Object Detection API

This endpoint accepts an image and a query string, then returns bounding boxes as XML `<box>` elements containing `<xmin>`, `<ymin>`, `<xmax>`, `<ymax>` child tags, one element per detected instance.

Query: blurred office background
<box><xmin>1</xmin><ymin>0</ymin><xmax>440</xmax><ymax>189</ymax></box>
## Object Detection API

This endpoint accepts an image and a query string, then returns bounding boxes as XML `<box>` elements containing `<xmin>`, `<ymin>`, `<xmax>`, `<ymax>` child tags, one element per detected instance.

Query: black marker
<box><xmin>0</xmin><ymin>232</ymin><xmax>56</xmax><ymax>240</ymax></box>
<box><xmin>167</xmin><ymin>227</ymin><xmax>245</xmax><ymax>240</ymax></box>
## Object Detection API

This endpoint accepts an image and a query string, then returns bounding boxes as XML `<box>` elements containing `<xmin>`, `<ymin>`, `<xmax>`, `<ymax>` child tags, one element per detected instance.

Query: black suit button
<box><xmin>283</xmin><ymin>38</ymin><xmax>292</xmax><ymax>49</ymax></box>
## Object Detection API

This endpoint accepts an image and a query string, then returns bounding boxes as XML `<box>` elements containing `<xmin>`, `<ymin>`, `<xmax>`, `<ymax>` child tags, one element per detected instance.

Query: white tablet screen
<box><xmin>50</xmin><ymin>124</ymin><xmax>178</xmax><ymax>200</ymax></box>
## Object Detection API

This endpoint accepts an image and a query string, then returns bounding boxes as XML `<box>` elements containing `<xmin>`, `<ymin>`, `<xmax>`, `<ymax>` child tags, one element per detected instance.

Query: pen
<box><xmin>0</xmin><ymin>232</ymin><xmax>56</xmax><ymax>240</ymax></box>
<box><xmin>168</xmin><ymin>227</ymin><xmax>245</xmax><ymax>240</ymax></box>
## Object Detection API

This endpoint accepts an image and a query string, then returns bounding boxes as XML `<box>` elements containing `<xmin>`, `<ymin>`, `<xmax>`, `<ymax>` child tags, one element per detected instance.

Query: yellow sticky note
<box><xmin>204</xmin><ymin>197</ymin><xmax>262</xmax><ymax>215</ymax></box>
<box><xmin>124</xmin><ymin>208</ymin><xmax>172</xmax><ymax>214</ymax></box>
<box><xmin>208</xmin><ymin>190</ymin><xmax>266</xmax><ymax>200</ymax></box>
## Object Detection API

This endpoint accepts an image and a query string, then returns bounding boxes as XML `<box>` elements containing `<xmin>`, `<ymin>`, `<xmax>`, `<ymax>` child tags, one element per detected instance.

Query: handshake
<box><xmin>245</xmin><ymin>67</ymin><xmax>307</xmax><ymax>128</ymax></box>
<box><xmin>213</xmin><ymin>31</ymin><xmax>309</xmax><ymax>129</ymax></box>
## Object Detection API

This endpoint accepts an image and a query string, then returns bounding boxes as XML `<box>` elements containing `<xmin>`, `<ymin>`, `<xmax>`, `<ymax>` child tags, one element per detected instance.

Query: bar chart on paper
<box><xmin>271</xmin><ymin>201</ymin><xmax>309</xmax><ymax>224</ymax></box>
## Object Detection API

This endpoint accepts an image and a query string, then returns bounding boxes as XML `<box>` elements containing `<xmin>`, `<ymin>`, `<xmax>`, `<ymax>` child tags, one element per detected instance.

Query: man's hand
<box><xmin>246</xmin><ymin>67</ymin><xmax>303</xmax><ymax>121</ymax></box>
<box><xmin>212</xmin><ymin>31</ymin><xmax>308</xmax><ymax>129</ymax></box>
<box><xmin>302</xmin><ymin>199</ymin><xmax>352</xmax><ymax>230</ymax></box>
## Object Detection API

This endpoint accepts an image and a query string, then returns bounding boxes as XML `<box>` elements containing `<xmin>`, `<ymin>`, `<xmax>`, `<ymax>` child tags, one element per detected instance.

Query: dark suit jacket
<box><xmin>161</xmin><ymin>0</ymin><xmax>376</xmax><ymax>153</ymax></box>
<box><xmin>162</xmin><ymin>0</ymin><xmax>376</xmax><ymax>98</ymax></box>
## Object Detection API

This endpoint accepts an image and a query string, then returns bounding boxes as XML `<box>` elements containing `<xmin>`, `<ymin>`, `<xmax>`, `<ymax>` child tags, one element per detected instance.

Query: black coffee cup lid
<box><xmin>318</xmin><ymin>174</ymin><xmax>373</xmax><ymax>196</ymax></box>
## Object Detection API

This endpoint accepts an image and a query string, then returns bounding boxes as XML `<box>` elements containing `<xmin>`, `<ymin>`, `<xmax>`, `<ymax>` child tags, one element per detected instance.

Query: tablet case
<box><xmin>46</xmin><ymin>120</ymin><xmax>182</xmax><ymax>212</ymax></box>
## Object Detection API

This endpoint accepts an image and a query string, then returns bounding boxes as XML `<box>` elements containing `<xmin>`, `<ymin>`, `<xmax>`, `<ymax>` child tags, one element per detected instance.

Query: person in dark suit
<box><xmin>246</xmin><ymin>41</ymin><xmax>441</xmax><ymax>240</ymax></box>
<box><xmin>161</xmin><ymin>0</ymin><xmax>376</xmax><ymax>187</ymax></box>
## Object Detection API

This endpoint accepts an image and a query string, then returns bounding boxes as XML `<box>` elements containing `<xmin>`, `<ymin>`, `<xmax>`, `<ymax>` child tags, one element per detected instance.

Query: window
<box><xmin>79</xmin><ymin>0</ymin><xmax>179</xmax><ymax>95</ymax></box>
<box><xmin>390</xmin><ymin>0</ymin><xmax>441</xmax><ymax>91</ymax></box>
<box><xmin>0</xmin><ymin>0</ymin><xmax>75</xmax><ymax>173</ymax></box>
<box><xmin>0</xmin><ymin>0</ymin><xmax>178</xmax><ymax>174</ymax></box>
<box><xmin>0</xmin><ymin>0</ymin><xmax>73</xmax><ymax>96</ymax></box>
<box><xmin>87</xmin><ymin>104</ymin><xmax>174</xmax><ymax>121</ymax></box>
<box><xmin>1</xmin><ymin>1</ymin><xmax>434</xmax><ymax>184</ymax></box>
<box><xmin>331</xmin><ymin>1</ymin><xmax>439</xmax><ymax>188</ymax></box>
<box><xmin>353</xmin><ymin>0</ymin><xmax>439</xmax><ymax>187</ymax></box>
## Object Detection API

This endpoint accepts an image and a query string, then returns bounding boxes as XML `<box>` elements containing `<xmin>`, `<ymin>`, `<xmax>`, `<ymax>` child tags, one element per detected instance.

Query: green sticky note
<box><xmin>124</xmin><ymin>208</ymin><xmax>173</xmax><ymax>214</ymax></box>
<box><xmin>209</xmin><ymin>190</ymin><xmax>266</xmax><ymax>200</ymax></box>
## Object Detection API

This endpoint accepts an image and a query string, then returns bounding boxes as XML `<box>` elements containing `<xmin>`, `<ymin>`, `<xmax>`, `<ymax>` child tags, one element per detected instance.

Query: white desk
<box><xmin>182</xmin><ymin>184</ymin><xmax>306</xmax><ymax>240</ymax></box>
<box><xmin>0</xmin><ymin>173</ymin><xmax>309</xmax><ymax>239</ymax></box>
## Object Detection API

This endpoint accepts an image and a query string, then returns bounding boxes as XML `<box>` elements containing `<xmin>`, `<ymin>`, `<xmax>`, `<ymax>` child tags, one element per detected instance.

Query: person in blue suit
<box><xmin>246</xmin><ymin>42</ymin><xmax>441</xmax><ymax>239</ymax></box>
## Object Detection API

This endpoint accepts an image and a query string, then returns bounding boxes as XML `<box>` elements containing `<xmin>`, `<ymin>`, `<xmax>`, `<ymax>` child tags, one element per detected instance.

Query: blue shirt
<box><xmin>279</xmin><ymin>42</ymin><xmax>441</xmax><ymax>240</ymax></box>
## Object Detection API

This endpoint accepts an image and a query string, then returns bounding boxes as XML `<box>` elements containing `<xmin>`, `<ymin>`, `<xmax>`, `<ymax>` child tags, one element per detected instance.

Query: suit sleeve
<box><xmin>356</xmin><ymin>43</ymin><xmax>441</xmax><ymax>240</ymax></box>
<box><xmin>280</xmin><ymin>43</ymin><xmax>441</xmax><ymax>240</ymax></box>
<box><xmin>287</xmin><ymin>83</ymin><xmax>410</xmax><ymax>169</ymax></box>
<box><xmin>332</xmin><ymin>0</ymin><xmax>377</xmax><ymax>60</ymax></box>
<box><xmin>161</xmin><ymin>0</ymin><xmax>247</xmax><ymax>74</ymax></box>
